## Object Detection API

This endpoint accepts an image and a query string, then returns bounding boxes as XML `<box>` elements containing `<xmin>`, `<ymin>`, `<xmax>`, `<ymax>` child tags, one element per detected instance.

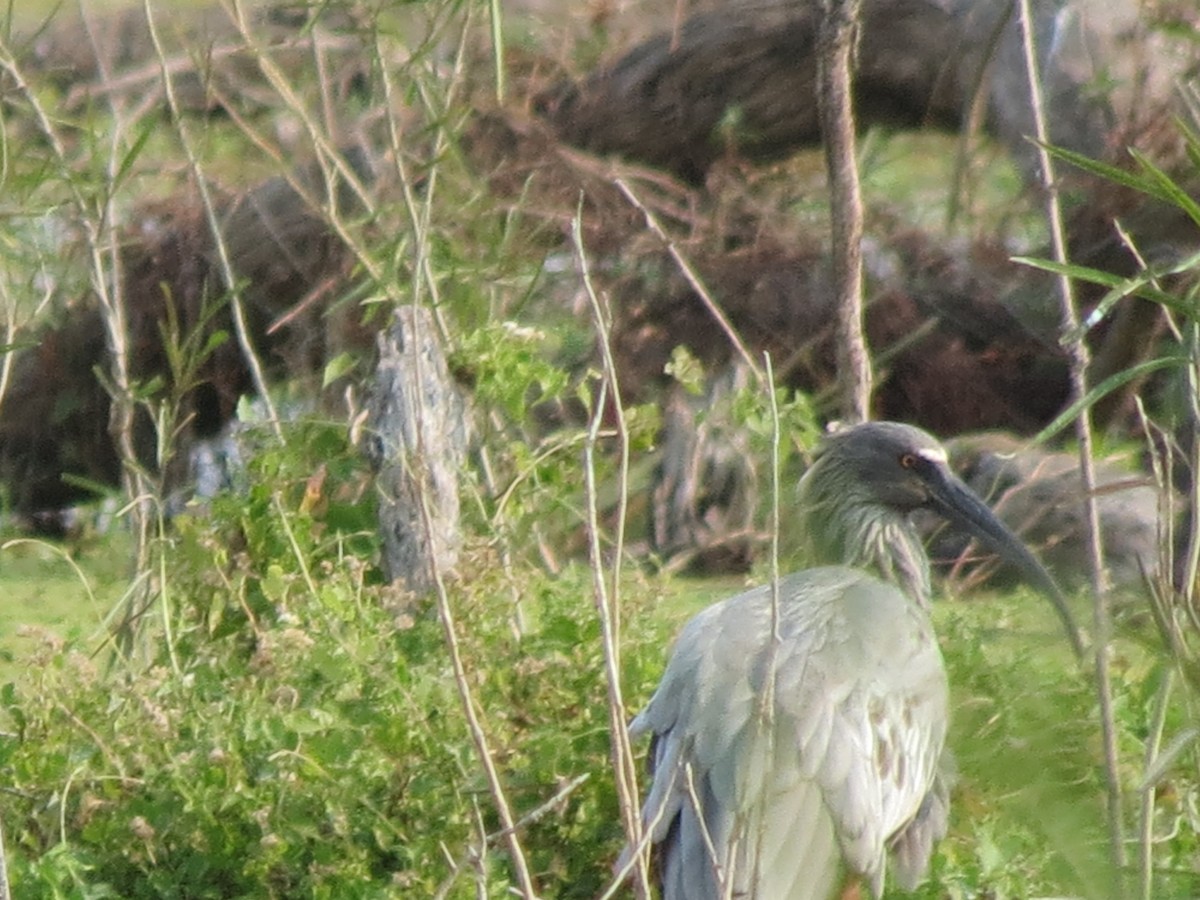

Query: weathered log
<box><xmin>364</xmin><ymin>307</ymin><xmax>469</xmax><ymax>593</ymax></box>
<box><xmin>538</xmin><ymin>0</ymin><xmax>1173</xmax><ymax>184</ymax></box>
<box><xmin>607</xmin><ymin>232</ymin><xmax>1072</xmax><ymax>434</ymax></box>
<box><xmin>651</xmin><ymin>361</ymin><xmax>758</xmax><ymax>573</ymax></box>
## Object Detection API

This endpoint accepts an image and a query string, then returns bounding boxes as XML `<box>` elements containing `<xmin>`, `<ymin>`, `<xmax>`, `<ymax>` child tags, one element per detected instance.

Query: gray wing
<box><xmin>888</xmin><ymin>750</ymin><xmax>955</xmax><ymax>890</ymax></box>
<box><xmin>631</xmin><ymin>566</ymin><xmax>949</xmax><ymax>900</ymax></box>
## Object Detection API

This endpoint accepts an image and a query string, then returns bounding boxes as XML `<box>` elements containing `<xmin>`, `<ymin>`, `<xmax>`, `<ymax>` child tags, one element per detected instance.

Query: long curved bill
<box><xmin>924</xmin><ymin>465</ymin><xmax>1087</xmax><ymax>660</ymax></box>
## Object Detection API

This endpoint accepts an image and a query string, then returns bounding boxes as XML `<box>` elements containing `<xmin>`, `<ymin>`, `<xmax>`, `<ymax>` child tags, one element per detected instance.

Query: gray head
<box><xmin>799</xmin><ymin>421</ymin><xmax>1084</xmax><ymax>658</ymax></box>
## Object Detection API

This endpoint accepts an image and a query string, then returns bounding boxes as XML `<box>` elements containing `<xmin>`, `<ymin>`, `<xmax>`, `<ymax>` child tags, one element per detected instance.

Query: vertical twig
<box><xmin>0</xmin><ymin>281</ymin><xmax>17</xmax><ymax>426</ymax></box>
<box><xmin>573</xmin><ymin>207</ymin><xmax>652</xmax><ymax>900</ymax></box>
<box><xmin>365</xmin><ymin>13</ymin><xmax>537</xmax><ymax>874</ymax></box>
<box><xmin>766</xmin><ymin>353</ymin><xmax>783</xmax><ymax>646</ymax></box>
<box><xmin>405</xmin><ymin>323</ymin><xmax>537</xmax><ymax>896</ymax></box>
<box><xmin>744</xmin><ymin>352</ymin><xmax>784</xmax><ymax>889</ymax></box>
<box><xmin>1015</xmin><ymin>0</ymin><xmax>1125</xmax><ymax>875</ymax></box>
<box><xmin>755</xmin><ymin>353</ymin><xmax>784</xmax><ymax>725</ymax></box>
<box><xmin>370</xmin><ymin>3</ymin><xmax>474</xmax><ymax>345</ymax></box>
<box><xmin>817</xmin><ymin>0</ymin><xmax>871</xmax><ymax>423</ymax></box>
<box><xmin>33</xmin><ymin>4</ymin><xmax>159</xmax><ymax>656</ymax></box>
<box><xmin>1181</xmin><ymin>317</ymin><xmax>1200</xmax><ymax>607</ymax></box>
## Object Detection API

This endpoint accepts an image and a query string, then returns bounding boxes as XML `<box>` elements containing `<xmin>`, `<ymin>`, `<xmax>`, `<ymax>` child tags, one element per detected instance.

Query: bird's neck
<box><xmin>798</xmin><ymin>471</ymin><xmax>933</xmax><ymax>606</ymax></box>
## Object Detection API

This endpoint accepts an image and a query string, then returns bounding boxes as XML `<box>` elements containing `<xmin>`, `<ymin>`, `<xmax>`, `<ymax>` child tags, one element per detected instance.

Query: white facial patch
<box><xmin>916</xmin><ymin>446</ymin><xmax>948</xmax><ymax>464</ymax></box>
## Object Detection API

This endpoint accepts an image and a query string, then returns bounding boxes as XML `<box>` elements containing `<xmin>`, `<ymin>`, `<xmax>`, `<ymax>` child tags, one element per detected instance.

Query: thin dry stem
<box><xmin>749</xmin><ymin>354</ymin><xmax>783</xmax><ymax>774</ymax></box>
<box><xmin>403</xmin><ymin>317</ymin><xmax>536</xmax><ymax>893</ymax></box>
<box><xmin>0</xmin><ymin>282</ymin><xmax>16</xmax><ymax>426</ymax></box>
<box><xmin>1016</xmin><ymin>0</ymin><xmax>1125</xmax><ymax>873</ymax></box>
<box><xmin>377</xmin><ymin>7</ymin><xmax>477</xmax><ymax>345</ymax></box>
<box><xmin>600</xmin><ymin>777</ymin><xmax>675</xmax><ymax>900</ymax></box>
<box><xmin>8</xmin><ymin>3</ymin><xmax>160</xmax><ymax>652</ymax></box>
<box><xmin>404</xmin><ymin>300</ymin><xmax>536</xmax><ymax>895</ymax></box>
<box><xmin>435</xmin><ymin>774</ymin><xmax>591</xmax><ymax>900</ymax></box>
<box><xmin>681</xmin><ymin>761</ymin><xmax>729</xmax><ymax>897</ymax></box>
<box><xmin>225</xmin><ymin>0</ymin><xmax>377</xmax><ymax>214</ymax></box>
<box><xmin>145</xmin><ymin>0</ymin><xmax>284</xmax><ymax>445</ymax></box>
<box><xmin>766</xmin><ymin>352</ymin><xmax>783</xmax><ymax>647</ymax></box>
<box><xmin>573</xmin><ymin>211</ymin><xmax>653</xmax><ymax>899</ymax></box>
<box><xmin>358</xmin><ymin>34</ymin><xmax>539</xmax><ymax>879</ymax></box>
<box><xmin>1180</xmin><ymin>318</ymin><xmax>1200</xmax><ymax>605</ymax></box>
<box><xmin>947</xmin><ymin>0</ymin><xmax>1013</xmax><ymax>229</ymax></box>
<box><xmin>744</xmin><ymin>352</ymin><xmax>784</xmax><ymax>891</ymax></box>
<box><xmin>218</xmin><ymin>0</ymin><xmax>391</xmax><ymax>323</ymax></box>
<box><xmin>614</xmin><ymin>177</ymin><xmax>764</xmax><ymax>384</ymax></box>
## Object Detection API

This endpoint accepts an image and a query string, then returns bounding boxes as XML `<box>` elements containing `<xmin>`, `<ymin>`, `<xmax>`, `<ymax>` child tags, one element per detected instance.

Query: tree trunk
<box><xmin>538</xmin><ymin>0</ymin><xmax>1153</xmax><ymax>185</ymax></box>
<box><xmin>365</xmin><ymin>306</ymin><xmax>469</xmax><ymax>593</ymax></box>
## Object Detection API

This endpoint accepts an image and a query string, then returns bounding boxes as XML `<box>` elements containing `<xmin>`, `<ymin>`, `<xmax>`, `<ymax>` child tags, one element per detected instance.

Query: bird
<box><xmin>626</xmin><ymin>420</ymin><xmax>1083</xmax><ymax>900</ymax></box>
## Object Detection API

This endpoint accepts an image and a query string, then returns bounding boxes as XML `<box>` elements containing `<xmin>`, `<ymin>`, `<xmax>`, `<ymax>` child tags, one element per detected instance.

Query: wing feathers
<box><xmin>631</xmin><ymin>567</ymin><xmax>949</xmax><ymax>900</ymax></box>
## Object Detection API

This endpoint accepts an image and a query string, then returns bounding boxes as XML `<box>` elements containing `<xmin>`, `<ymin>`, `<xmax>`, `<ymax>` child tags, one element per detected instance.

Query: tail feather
<box><xmin>888</xmin><ymin>751</ymin><xmax>955</xmax><ymax>890</ymax></box>
<box><xmin>655</xmin><ymin>769</ymin><xmax>844</xmax><ymax>900</ymax></box>
<box><xmin>656</xmin><ymin>770</ymin><xmax>724</xmax><ymax>900</ymax></box>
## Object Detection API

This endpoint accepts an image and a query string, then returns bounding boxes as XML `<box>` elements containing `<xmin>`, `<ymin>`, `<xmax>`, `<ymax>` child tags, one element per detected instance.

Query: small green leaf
<box><xmin>1033</xmin><ymin>355</ymin><xmax>1187</xmax><ymax>444</ymax></box>
<box><xmin>114</xmin><ymin>118</ymin><xmax>156</xmax><ymax>188</ymax></box>
<box><xmin>1129</xmin><ymin>147</ymin><xmax>1200</xmax><ymax>228</ymax></box>
<box><xmin>664</xmin><ymin>345</ymin><xmax>705</xmax><ymax>395</ymax></box>
<box><xmin>322</xmin><ymin>352</ymin><xmax>358</xmax><ymax>388</ymax></box>
<box><xmin>202</xmin><ymin>330</ymin><xmax>230</xmax><ymax>358</ymax></box>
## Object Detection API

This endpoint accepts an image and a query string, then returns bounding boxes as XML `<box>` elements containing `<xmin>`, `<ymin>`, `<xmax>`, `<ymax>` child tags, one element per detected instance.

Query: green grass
<box><xmin>0</xmin><ymin>513</ymin><xmax>1177</xmax><ymax>898</ymax></box>
<box><xmin>858</xmin><ymin>130</ymin><xmax>1044</xmax><ymax>242</ymax></box>
<box><xmin>0</xmin><ymin>535</ymin><xmax>127</xmax><ymax>681</ymax></box>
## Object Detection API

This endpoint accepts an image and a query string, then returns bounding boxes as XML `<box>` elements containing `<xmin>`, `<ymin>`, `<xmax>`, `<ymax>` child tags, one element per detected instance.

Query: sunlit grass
<box><xmin>859</xmin><ymin>130</ymin><xmax>1042</xmax><ymax>242</ymax></box>
<box><xmin>0</xmin><ymin>532</ymin><xmax>127</xmax><ymax>681</ymax></box>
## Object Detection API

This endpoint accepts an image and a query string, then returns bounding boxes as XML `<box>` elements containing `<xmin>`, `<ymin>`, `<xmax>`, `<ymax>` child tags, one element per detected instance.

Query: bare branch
<box><xmin>1015</xmin><ymin>0</ymin><xmax>1124</xmax><ymax>874</ymax></box>
<box><xmin>817</xmin><ymin>0</ymin><xmax>871</xmax><ymax>423</ymax></box>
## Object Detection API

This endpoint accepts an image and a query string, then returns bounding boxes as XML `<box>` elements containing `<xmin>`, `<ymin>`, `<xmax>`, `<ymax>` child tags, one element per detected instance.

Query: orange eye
<box><xmin>899</xmin><ymin>453</ymin><xmax>917</xmax><ymax>469</ymax></box>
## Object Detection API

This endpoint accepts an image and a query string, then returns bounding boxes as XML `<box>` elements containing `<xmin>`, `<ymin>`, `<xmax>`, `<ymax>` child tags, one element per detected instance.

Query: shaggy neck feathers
<box><xmin>797</xmin><ymin>457</ymin><xmax>932</xmax><ymax>606</ymax></box>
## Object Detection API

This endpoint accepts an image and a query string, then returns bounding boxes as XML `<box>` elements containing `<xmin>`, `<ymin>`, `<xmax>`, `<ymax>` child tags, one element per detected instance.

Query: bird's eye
<box><xmin>899</xmin><ymin>453</ymin><xmax>918</xmax><ymax>469</ymax></box>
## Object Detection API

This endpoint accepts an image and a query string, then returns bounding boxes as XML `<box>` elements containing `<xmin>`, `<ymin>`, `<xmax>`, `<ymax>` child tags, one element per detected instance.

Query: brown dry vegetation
<box><xmin>2</xmin><ymin>0</ymin><xmax>1198</xmax><ymax>567</ymax></box>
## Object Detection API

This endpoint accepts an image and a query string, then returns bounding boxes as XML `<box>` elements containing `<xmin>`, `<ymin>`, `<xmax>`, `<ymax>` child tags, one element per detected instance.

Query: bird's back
<box><xmin>632</xmin><ymin>566</ymin><xmax>948</xmax><ymax>900</ymax></box>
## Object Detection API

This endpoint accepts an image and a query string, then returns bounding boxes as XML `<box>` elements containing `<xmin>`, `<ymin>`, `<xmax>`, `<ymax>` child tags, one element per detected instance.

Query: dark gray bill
<box><xmin>925</xmin><ymin>465</ymin><xmax>1086</xmax><ymax>660</ymax></box>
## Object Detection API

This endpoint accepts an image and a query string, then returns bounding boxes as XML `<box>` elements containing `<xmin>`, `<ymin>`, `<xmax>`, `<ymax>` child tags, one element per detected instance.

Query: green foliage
<box><xmin>456</xmin><ymin>321</ymin><xmax>571</xmax><ymax>424</ymax></box>
<box><xmin>663</xmin><ymin>345</ymin><xmax>706</xmax><ymax>396</ymax></box>
<box><xmin>0</xmin><ymin>434</ymin><xmax>668</xmax><ymax>898</ymax></box>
